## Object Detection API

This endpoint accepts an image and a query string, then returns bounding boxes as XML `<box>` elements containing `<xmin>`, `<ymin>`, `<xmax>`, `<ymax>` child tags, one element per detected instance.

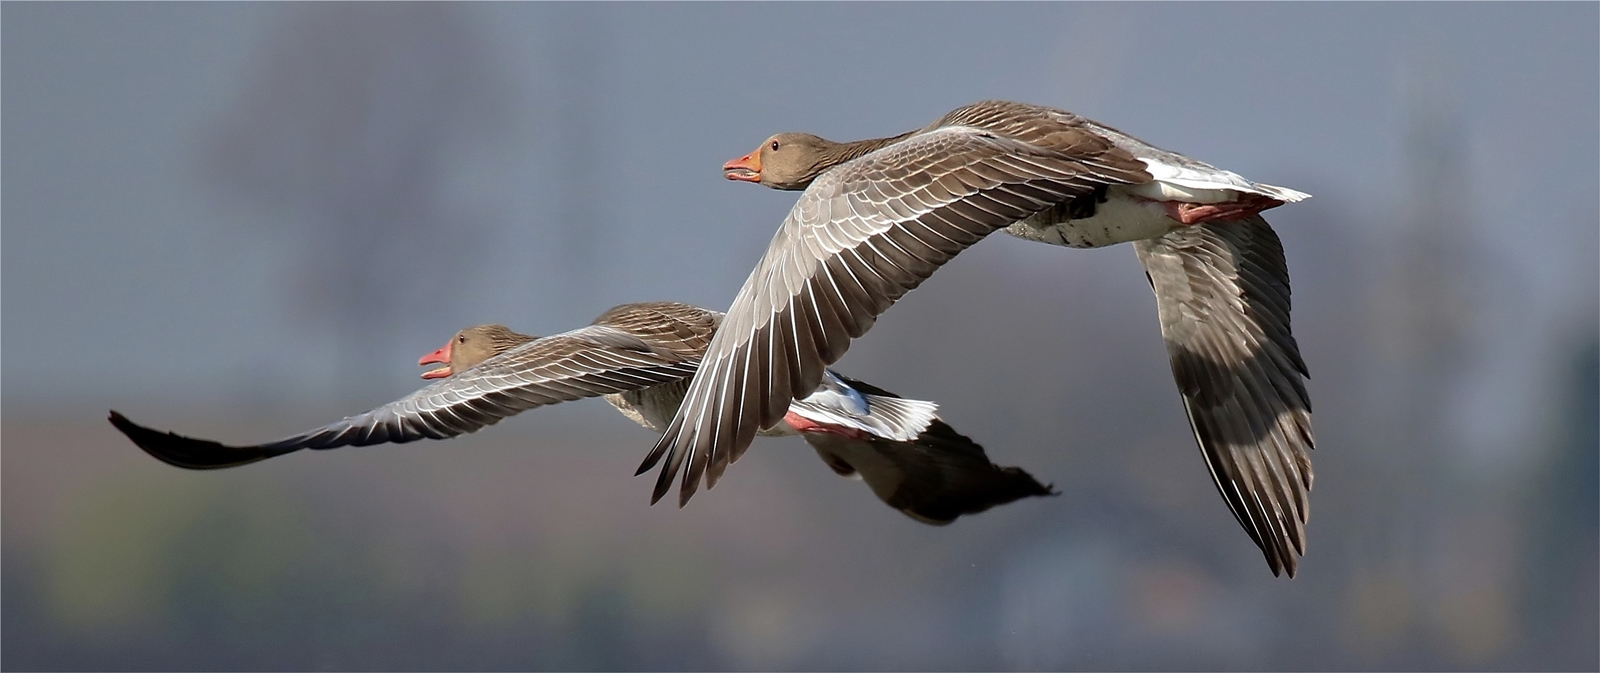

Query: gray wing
<box><xmin>638</xmin><ymin>125</ymin><xmax>1150</xmax><ymax>506</ymax></box>
<box><xmin>803</xmin><ymin>376</ymin><xmax>1056</xmax><ymax>525</ymax></box>
<box><xmin>1134</xmin><ymin>215</ymin><xmax>1314</xmax><ymax>577</ymax></box>
<box><xmin>113</xmin><ymin>324</ymin><xmax>702</xmax><ymax>470</ymax></box>
<box><xmin>590</xmin><ymin>301</ymin><xmax>722</xmax><ymax>357</ymax></box>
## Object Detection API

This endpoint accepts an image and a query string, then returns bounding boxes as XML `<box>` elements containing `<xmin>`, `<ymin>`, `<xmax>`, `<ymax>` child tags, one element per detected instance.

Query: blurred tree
<box><xmin>204</xmin><ymin>4</ymin><xmax>505</xmax><ymax>395</ymax></box>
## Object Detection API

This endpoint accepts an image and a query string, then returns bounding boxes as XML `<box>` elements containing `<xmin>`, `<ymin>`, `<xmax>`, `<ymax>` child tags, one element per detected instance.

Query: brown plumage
<box><xmin>112</xmin><ymin>303</ymin><xmax>714</xmax><ymax>469</ymax></box>
<box><xmin>646</xmin><ymin>100</ymin><xmax>1314</xmax><ymax>576</ymax></box>
<box><xmin>418</xmin><ymin>324</ymin><xmax>538</xmax><ymax>379</ymax></box>
<box><xmin>110</xmin><ymin>301</ymin><xmax>1053</xmax><ymax>525</ymax></box>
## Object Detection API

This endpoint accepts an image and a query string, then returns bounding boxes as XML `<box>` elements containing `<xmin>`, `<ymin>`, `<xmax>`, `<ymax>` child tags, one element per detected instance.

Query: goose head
<box><xmin>418</xmin><ymin>324</ymin><xmax>533</xmax><ymax>379</ymax></box>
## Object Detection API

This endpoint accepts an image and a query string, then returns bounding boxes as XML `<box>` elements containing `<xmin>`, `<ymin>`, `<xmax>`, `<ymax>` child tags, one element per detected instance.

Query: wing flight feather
<box><xmin>113</xmin><ymin>318</ymin><xmax>708</xmax><ymax>470</ymax></box>
<box><xmin>639</xmin><ymin>126</ymin><xmax>1151</xmax><ymax>506</ymax></box>
<box><xmin>1133</xmin><ymin>215</ymin><xmax>1314</xmax><ymax>577</ymax></box>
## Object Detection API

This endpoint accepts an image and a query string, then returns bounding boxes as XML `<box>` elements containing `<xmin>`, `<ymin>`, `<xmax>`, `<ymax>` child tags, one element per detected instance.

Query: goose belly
<box><xmin>604</xmin><ymin>379</ymin><xmax>690</xmax><ymax>432</ymax></box>
<box><xmin>1004</xmin><ymin>186</ymin><xmax>1184</xmax><ymax>249</ymax></box>
<box><xmin>605</xmin><ymin>380</ymin><xmax>798</xmax><ymax>437</ymax></box>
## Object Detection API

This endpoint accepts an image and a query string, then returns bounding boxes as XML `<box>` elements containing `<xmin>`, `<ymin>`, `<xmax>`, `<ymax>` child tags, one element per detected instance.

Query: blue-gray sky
<box><xmin>5</xmin><ymin>3</ymin><xmax>1594</xmax><ymax>408</ymax></box>
<box><xmin>3</xmin><ymin>4</ymin><xmax>1596</xmax><ymax>670</ymax></box>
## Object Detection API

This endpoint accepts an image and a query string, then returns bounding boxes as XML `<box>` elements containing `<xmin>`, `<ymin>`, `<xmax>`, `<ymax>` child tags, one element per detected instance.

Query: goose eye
<box><xmin>457</xmin><ymin>335</ymin><xmax>466</xmax><ymax>343</ymax></box>
<box><xmin>769</xmin><ymin>140</ymin><xmax>780</xmax><ymax>151</ymax></box>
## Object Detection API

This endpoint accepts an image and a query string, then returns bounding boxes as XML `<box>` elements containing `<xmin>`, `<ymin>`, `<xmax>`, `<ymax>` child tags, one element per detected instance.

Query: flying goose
<box><xmin>110</xmin><ymin>302</ymin><xmax>1052</xmax><ymax>524</ymax></box>
<box><xmin>639</xmin><ymin>101</ymin><xmax>1314</xmax><ymax>576</ymax></box>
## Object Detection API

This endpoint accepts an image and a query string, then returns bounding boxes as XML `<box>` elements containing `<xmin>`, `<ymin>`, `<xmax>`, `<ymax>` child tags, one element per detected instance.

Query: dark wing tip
<box><xmin>1252</xmin><ymin>517</ymin><xmax>1300</xmax><ymax>578</ymax></box>
<box><xmin>676</xmin><ymin>442</ymin><xmax>705</xmax><ymax>508</ymax></box>
<box><xmin>635</xmin><ymin>440</ymin><xmax>666</xmax><ymax>477</ymax></box>
<box><xmin>1274</xmin><ymin>547</ymin><xmax>1299</xmax><ymax>578</ymax></box>
<box><xmin>643</xmin><ymin>432</ymin><xmax>682</xmax><ymax>505</ymax></box>
<box><xmin>108</xmin><ymin>409</ymin><xmax>294</xmax><ymax>470</ymax></box>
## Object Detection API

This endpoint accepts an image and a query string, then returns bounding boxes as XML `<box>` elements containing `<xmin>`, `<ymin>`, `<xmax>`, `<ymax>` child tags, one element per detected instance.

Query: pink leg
<box><xmin>782</xmin><ymin>411</ymin><xmax>869</xmax><ymax>439</ymax></box>
<box><xmin>1162</xmin><ymin>194</ymin><xmax>1285</xmax><ymax>225</ymax></box>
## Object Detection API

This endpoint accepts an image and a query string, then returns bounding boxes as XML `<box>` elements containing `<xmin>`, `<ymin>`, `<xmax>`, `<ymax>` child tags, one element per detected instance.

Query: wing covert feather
<box><xmin>640</xmin><ymin>126</ymin><xmax>1150</xmax><ymax>505</ymax></box>
<box><xmin>114</xmin><ymin>320</ymin><xmax>707</xmax><ymax>470</ymax></box>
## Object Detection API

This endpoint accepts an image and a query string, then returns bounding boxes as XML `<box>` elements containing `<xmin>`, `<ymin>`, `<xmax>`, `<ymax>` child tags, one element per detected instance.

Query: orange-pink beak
<box><xmin>418</xmin><ymin>341</ymin><xmax>452</xmax><ymax>379</ymax></box>
<box><xmin>722</xmin><ymin>147</ymin><xmax>762</xmax><ymax>182</ymax></box>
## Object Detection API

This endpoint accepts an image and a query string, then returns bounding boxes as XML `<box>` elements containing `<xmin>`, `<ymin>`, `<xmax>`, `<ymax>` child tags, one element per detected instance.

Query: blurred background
<box><xmin>4</xmin><ymin>3</ymin><xmax>1596</xmax><ymax>670</ymax></box>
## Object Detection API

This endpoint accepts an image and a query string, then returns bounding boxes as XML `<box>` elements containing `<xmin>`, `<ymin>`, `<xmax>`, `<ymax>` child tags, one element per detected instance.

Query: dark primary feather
<box><xmin>114</xmin><ymin>306</ymin><xmax>713</xmax><ymax>469</ymax></box>
<box><xmin>113</xmin><ymin>297</ymin><xmax>1057</xmax><ymax>527</ymax></box>
<box><xmin>1134</xmin><ymin>215</ymin><xmax>1314</xmax><ymax>577</ymax></box>
<box><xmin>110</xmin><ymin>410</ymin><xmax>300</xmax><ymax>469</ymax></box>
<box><xmin>639</xmin><ymin>122</ymin><xmax>1151</xmax><ymax>507</ymax></box>
<box><xmin>689</xmin><ymin>99</ymin><xmax>1314</xmax><ymax>576</ymax></box>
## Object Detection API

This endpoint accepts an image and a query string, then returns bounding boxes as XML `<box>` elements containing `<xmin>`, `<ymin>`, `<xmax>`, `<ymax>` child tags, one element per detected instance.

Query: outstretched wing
<box><xmin>639</xmin><ymin>125</ymin><xmax>1150</xmax><ymax>506</ymax></box>
<box><xmin>114</xmin><ymin>324</ymin><xmax>703</xmax><ymax>470</ymax></box>
<box><xmin>1134</xmin><ymin>215</ymin><xmax>1314</xmax><ymax>577</ymax></box>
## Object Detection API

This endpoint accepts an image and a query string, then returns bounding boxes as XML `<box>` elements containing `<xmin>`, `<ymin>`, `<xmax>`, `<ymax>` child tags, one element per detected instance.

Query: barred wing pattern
<box><xmin>639</xmin><ymin>126</ymin><xmax>1151</xmax><ymax>506</ymax></box>
<box><xmin>1134</xmin><ymin>215</ymin><xmax>1314</xmax><ymax>577</ymax></box>
<box><xmin>112</xmin><ymin>321</ymin><xmax>705</xmax><ymax>470</ymax></box>
<box><xmin>589</xmin><ymin>301</ymin><xmax>720</xmax><ymax>358</ymax></box>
